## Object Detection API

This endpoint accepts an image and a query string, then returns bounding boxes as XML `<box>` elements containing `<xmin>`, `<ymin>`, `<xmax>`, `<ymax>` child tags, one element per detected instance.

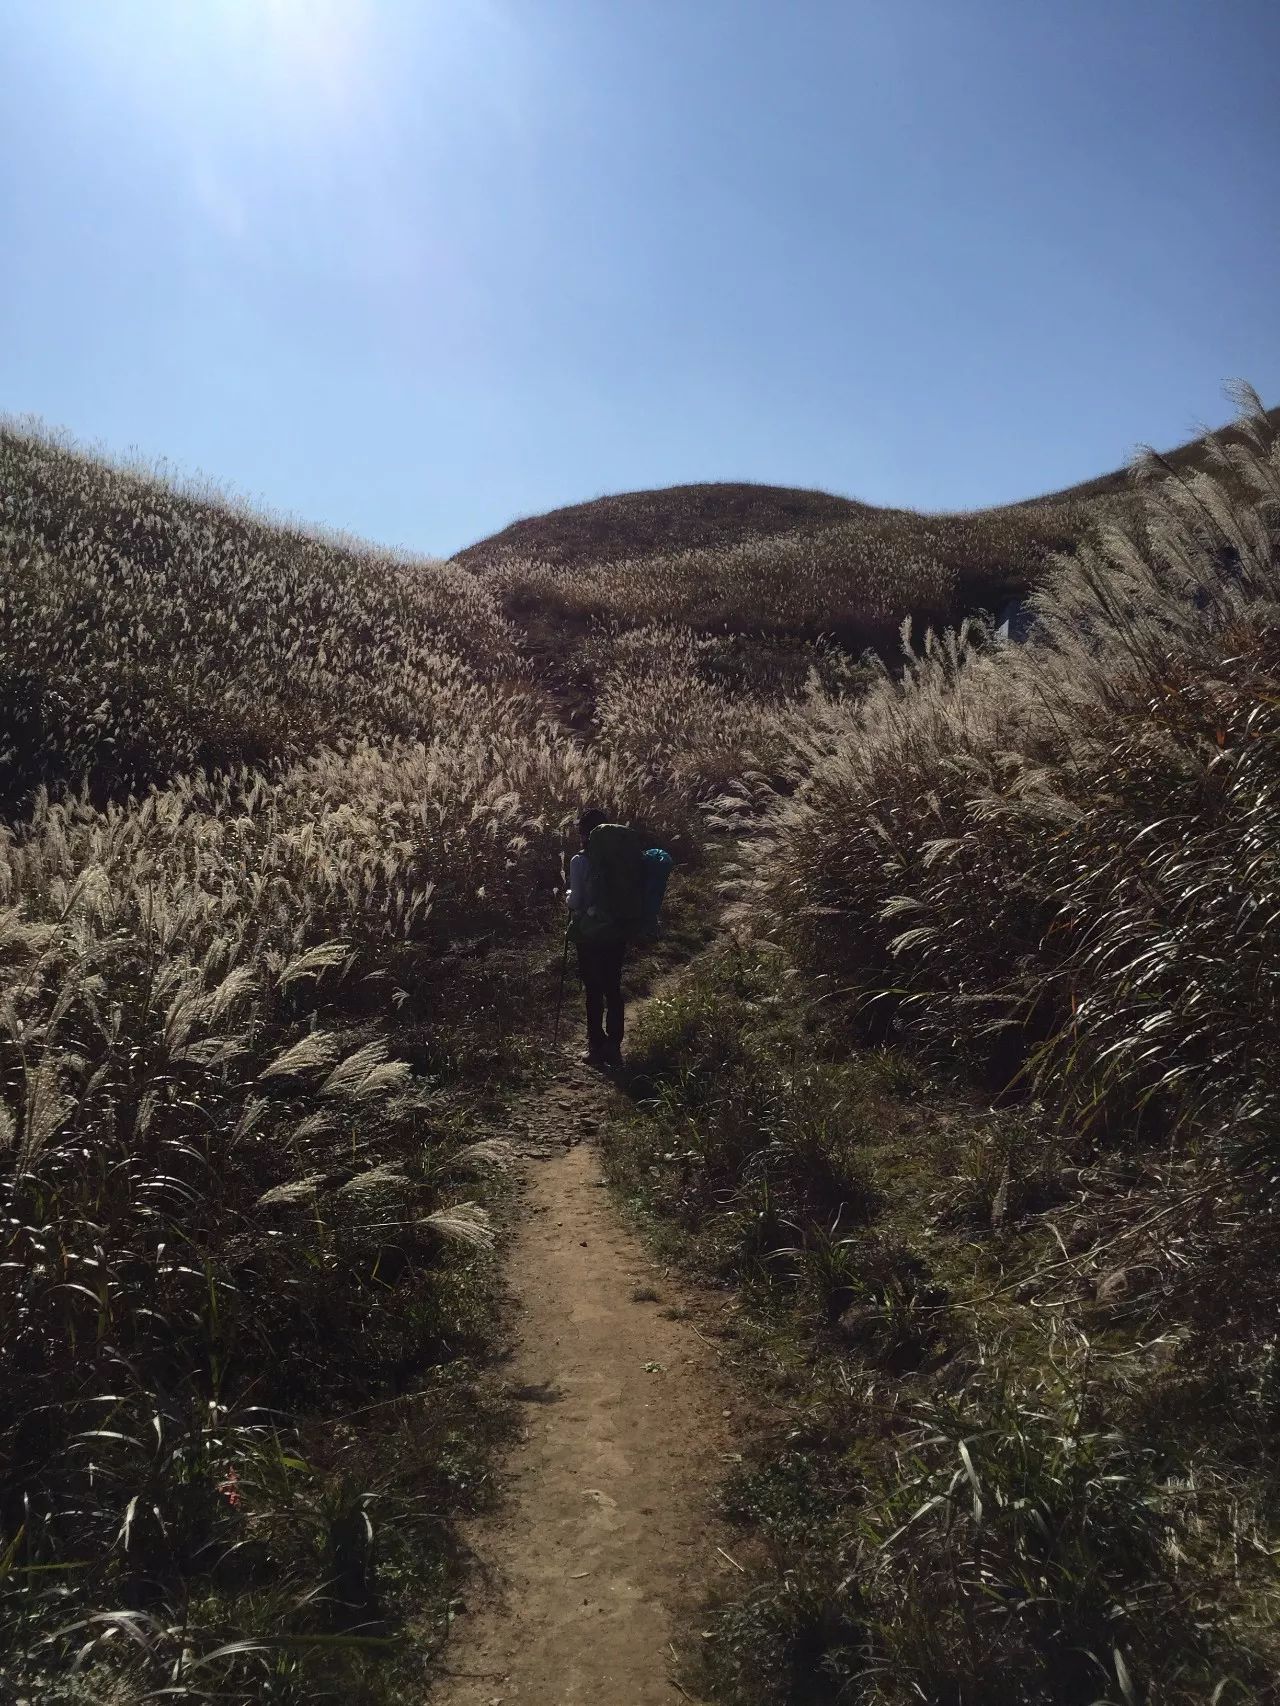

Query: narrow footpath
<box><xmin>435</xmin><ymin>1057</ymin><xmax>734</xmax><ymax>1706</ymax></box>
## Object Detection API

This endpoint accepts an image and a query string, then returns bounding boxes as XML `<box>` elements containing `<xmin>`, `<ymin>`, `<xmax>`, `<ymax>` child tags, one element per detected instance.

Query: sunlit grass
<box><xmin>4</xmin><ymin>386</ymin><xmax>1277</xmax><ymax>1704</ymax></box>
<box><xmin>0</xmin><ymin>426</ymin><xmax>703</xmax><ymax>1700</ymax></box>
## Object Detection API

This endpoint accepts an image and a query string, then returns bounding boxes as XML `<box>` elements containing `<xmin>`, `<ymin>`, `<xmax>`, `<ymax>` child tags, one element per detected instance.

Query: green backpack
<box><xmin>577</xmin><ymin>822</ymin><xmax>648</xmax><ymax>945</ymax></box>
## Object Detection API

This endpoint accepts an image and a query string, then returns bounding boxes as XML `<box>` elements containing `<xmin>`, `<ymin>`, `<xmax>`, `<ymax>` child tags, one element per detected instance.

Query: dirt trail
<box><xmin>435</xmin><ymin>1058</ymin><xmax>733</xmax><ymax>1706</ymax></box>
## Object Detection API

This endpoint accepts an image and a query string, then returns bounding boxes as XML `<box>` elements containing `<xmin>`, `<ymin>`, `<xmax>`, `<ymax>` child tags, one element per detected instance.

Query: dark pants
<box><xmin>576</xmin><ymin>938</ymin><xmax>627</xmax><ymax>1060</ymax></box>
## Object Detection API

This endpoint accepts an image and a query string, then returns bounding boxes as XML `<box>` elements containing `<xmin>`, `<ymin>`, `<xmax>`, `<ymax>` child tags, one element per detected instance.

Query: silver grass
<box><xmin>319</xmin><ymin>1040</ymin><xmax>411</xmax><ymax>1101</ymax></box>
<box><xmin>291</xmin><ymin>1109</ymin><xmax>338</xmax><ymax>1141</ymax></box>
<box><xmin>274</xmin><ymin>939</ymin><xmax>349</xmax><ymax>988</ymax></box>
<box><xmin>451</xmin><ymin>1137</ymin><xmax>514</xmax><ymax>1172</ymax></box>
<box><xmin>20</xmin><ymin>1059</ymin><xmax>71</xmax><ymax>1166</ymax></box>
<box><xmin>232</xmin><ymin>1096</ymin><xmax>270</xmax><ymax>1143</ymax></box>
<box><xmin>418</xmin><ymin>1202</ymin><xmax>494</xmax><ymax>1250</ymax></box>
<box><xmin>339</xmin><ymin>1164</ymin><xmax>409</xmax><ymax>1197</ymax></box>
<box><xmin>258</xmin><ymin>1031</ymin><xmax>344</xmax><ymax>1080</ymax></box>
<box><xmin>256</xmin><ymin>1174</ymin><xmax>326</xmax><ymax>1208</ymax></box>
<box><xmin>206</xmin><ymin>963</ymin><xmax>257</xmax><ymax>1024</ymax></box>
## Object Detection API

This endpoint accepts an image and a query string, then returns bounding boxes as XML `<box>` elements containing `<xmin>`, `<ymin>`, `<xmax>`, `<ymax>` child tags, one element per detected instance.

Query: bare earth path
<box><xmin>435</xmin><ymin>1057</ymin><xmax>732</xmax><ymax>1705</ymax></box>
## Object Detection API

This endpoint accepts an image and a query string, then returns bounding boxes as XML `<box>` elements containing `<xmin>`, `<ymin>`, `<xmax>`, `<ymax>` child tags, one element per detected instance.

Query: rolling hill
<box><xmin>452</xmin><ymin>480</ymin><xmax>872</xmax><ymax>571</ymax></box>
<box><xmin>457</xmin><ymin>409</ymin><xmax>1278</xmax><ymax>574</ymax></box>
<box><xmin>454</xmin><ymin>408</ymin><xmax>1279</xmax><ymax>664</ymax></box>
<box><xmin>2</xmin><ymin>391</ymin><xmax>1277</xmax><ymax>1706</ymax></box>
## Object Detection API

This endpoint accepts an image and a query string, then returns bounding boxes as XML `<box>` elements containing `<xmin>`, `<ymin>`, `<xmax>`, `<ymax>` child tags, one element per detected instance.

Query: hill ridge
<box><xmin>453</xmin><ymin>478</ymin><xmax>869</xmax><ymax>572</ymax></box>
<box><xmin>456</xmin><ymin>406</ymin><xmax>1280</xmax><ymax>573</ymax></box>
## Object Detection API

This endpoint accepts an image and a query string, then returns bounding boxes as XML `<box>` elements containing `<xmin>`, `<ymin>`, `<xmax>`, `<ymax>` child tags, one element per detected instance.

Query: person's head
<box><xmin>578</xmin><ymin>807</ymin><xmax>608</xmax><ymax>851</ymax></box>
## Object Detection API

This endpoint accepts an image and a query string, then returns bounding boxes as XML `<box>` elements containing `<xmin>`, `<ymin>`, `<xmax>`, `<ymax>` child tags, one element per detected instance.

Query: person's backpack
<box><xmin>580</xmin><ymin>824</ymin><xmax>673</xmax><ymax>944</ymax></box>
<box><xmin>639</xmin><ymin>846</ymin><xmax>674</xmax><ymax>940</ymax></box>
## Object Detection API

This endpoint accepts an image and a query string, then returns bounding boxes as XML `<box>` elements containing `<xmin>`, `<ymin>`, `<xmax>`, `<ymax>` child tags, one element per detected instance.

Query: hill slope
<box><xmin>605</xmin><ymin>396</ymin><xmax>1280</xmax><ymax>1705</ymax></box>
<box><xmin>458</xmin><ymin>407</ymin><xmax>1280</xmax><ymax>575</ymax></box>
<box><xmin>0</xmin><ymin>421</ymin><xmax>708</xmax><ymax>1703</ymax></box>
<box><xmin>456</xmin><ymin>409</ymin><xmax>1280</xmax><ymax>666</ymax></box>
<box><xmin>2</xmin><ymin>390</ymin><xmax>1278</xmax><ymax>1706</ymax></box>
<box><xmin>453</xmin><ymin>481</ymin><xmax>871</xmax><ymax>572</ymax></box>
<box><xmin>0</xmin><ymin>424</ymin><xmax>521</xmax><ymax>812</ymax></box>
<box><xmin>1018</xmin><ymin>398</ymin><xmax>1280</xmax><ymax>504</ymax></box>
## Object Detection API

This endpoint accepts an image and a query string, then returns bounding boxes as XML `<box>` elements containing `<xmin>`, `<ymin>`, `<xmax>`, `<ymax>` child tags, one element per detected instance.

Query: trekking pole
<box><xmin>551</xmin><ymin>925</ymin><xmax>570</xmax><ymax>1050</ymax></box>
<box><xmin>551</xmin><ymin>847</ymin><xmax>570</xmax><ymax>1050</ymax></box>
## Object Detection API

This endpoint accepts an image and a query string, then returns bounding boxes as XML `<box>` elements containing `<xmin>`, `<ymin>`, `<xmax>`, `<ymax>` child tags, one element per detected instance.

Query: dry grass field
<box><xmin>2</xmin><ymin>392</ymin><xmax>1277</xmax><ymax>1703</ymax></box>
<box><xmin>610</xmin><ymin>389</ymin><xmax>1280</xmax><ymax>1705</ymax></box>
<box><xmin>0</xmin><ymin>423</ymin><xmax>700</xmax><ymax>1700</ymax></box>
<box><xmin>457</xmin><ymin>408</ymin><xmax>1278</xmax><ymax>663</ymax></box>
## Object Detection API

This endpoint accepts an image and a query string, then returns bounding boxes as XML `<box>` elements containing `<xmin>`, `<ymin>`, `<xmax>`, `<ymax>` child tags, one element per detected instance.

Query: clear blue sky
<box><xmin>3</xmin><ymin>1</ymin><xmax>1277</xmax><ymax>556</ymax></box>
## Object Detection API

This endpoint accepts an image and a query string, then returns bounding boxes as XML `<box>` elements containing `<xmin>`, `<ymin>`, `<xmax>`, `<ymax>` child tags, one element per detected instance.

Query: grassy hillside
<box><xmin>455</xmin><ymin>408</ymin><xmax>1276</xmax><ymax>666</ymax></box>
<box><xmin>0</xmin><ymin>426</ymin><xmax>524</xmax><ymax>815</ymax></box>
<box><xmin>608</xmin><ymin>391</ymin><xmax>1280</xmax><ymax>1704</ymax></box>
<box><xmin>453</xmin><ymin>480</ymin><xmax>874</xmax><ymax>571</ymax></box>
<box><xmin>1018</xmin><ymin>398</ymin><xmax>1280</xmax><ymax>505</ymax></box>
<box><xmin>0</xmin><ymin>425</ymin><xmax>708</xmax><ymax>1702</ymax></box>
<box><xmin>470</xmin><ymin>490</ymin><xmax>1099</xmax><ymax>664</ymax></box>
<box><xmin>2</xmin><ymin>389</ymin><xmax>1277</xmax><ymax>1704</ymax></box>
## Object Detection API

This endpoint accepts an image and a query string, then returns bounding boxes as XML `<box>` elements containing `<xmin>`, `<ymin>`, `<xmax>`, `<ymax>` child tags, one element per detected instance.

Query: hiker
<box><xmin>565</xmin><ymin>809</ymin><xmax>672</xmax><ymax>1068</ymax></box>
<box><xmin>567</xmin><ymin>809</ymin><xmax>628</xmax><ymax>1066</ymax></box>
